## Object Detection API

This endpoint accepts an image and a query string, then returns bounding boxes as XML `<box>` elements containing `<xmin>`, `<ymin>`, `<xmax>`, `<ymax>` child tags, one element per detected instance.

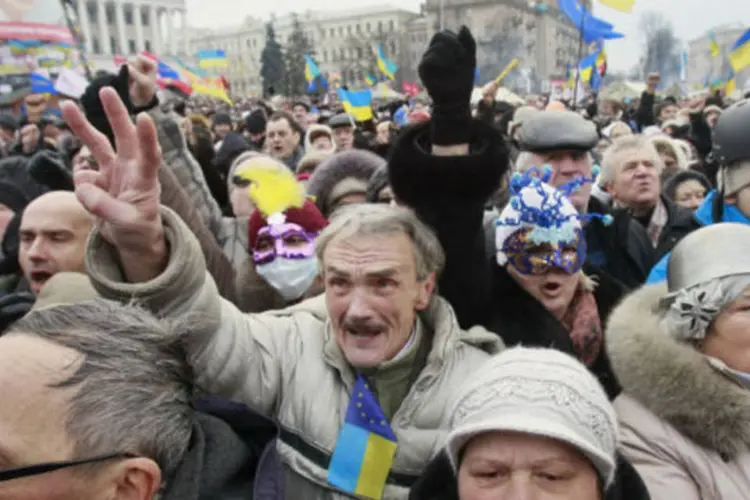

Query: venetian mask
<box><xmin>252</xmin><ymin>221</ymin><xmax>318</xmax><ymax>265</ymax></box>
<box><xmin>502</xmin><ymin>226</ymin><xmax>586</xmax><ymax>275</ymax></box>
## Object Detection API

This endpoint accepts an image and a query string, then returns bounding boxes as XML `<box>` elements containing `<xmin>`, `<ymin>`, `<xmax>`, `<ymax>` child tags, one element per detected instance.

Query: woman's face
<box><xmin>458</xmin><ymin>432</ymin><xmax>601</xmax><ymax>500</ymax></box>
<box><xmin>659</xmin><ymin>152</ymin><xmax>678</xmax><ymax>173</ymax></box>
<box><xmin>507</xmin><ymin>267</ymin><xmax>580</xmax><ymax>321</ymax></box>
<box><xmin>673</xmin><ymin>179</ymin><xmax>706</xmax><ymax>210</ymax></box>
<box><xmin>703</xmin><ymin>290</ymin><xmax>750</xmax><ymax>372</ymax></box>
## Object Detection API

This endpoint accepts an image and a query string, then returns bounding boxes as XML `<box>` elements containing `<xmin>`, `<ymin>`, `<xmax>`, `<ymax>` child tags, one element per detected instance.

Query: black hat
<box><xmin>0</xmin><ymin>181</ymin><xmax>29</xmax><ymax>213</ymax></box>
<box><xmin>329</xmin><ymin>113</ymin><xmax>353</xmax><ymax>129</ymax></box>
<box><xmin>245</xmin><ymin>109</ymin><xmax>267</xmax><ymax>135</ymax></box>
<box><xmin>518</xmin><ymin>111</ymin><xmax>598</xmax><ymax>153</ymax></box>
<box><xmin>212</xmin><ymin>112</ymin><xmax>232</xmax><ymax>127</ymax></box>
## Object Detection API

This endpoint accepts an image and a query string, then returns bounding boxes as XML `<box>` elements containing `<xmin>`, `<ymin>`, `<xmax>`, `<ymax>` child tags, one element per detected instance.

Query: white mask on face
<box><xmin>255</xmin><ymin>257</ymin><xmax>319</xmax><ymax>301</ymax></box>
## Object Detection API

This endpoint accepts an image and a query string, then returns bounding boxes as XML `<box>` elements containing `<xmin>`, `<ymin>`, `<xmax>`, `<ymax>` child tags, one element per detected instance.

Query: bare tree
<box><xmin>639</xmin><ymin>11</ymin><xmax>682</xmax><ymax>85</ymax></box>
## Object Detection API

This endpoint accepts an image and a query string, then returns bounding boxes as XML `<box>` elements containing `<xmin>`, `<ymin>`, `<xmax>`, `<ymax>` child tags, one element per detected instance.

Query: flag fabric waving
<box><xmin>729</xmin><ymin>28</ymin><xmax>750</xmax><ymax>72</ymax></box>
<box><xmin>337</xmin><ymin>88</ymin><xmax>373</xmax><ymax>122</ymax></box>
<box><xmin>709</xmin><ymin>32</ymin><xmax>720</xmax><ymax>58</ymax></box>
<box><xmin>377</xmin><ymin>43</ymin><xmax>399</xmax><ymax>80</ymax></box>
<box><xmin>197</xmin><ymin>49</ymin><xmax>228</xmax><ymax>69</ymax></box>
<box><xmin>598</xmin><ymin>0</ymin><xmax>634</xmax><ymax>13</ymax></box>
<box><xmin>365</xmin><ymin>72</ymin><xmax>377</xmax><ymax>86</ymax></box>
<box><xmin>328</xmin><ymin>375</ymin><xmax>397</xmax><ymax>499</ymax></box>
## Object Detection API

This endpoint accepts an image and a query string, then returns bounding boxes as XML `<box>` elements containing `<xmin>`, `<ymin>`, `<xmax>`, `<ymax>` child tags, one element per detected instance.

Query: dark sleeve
<box><xmin>388</xmin><ymin>120</ymin><xmax>510</xmax><ymax>329</ymax></box>
<box><xmin>634</xmin><ymin>91</ymin><xmax>655</xmax><ymax>130</ymax></box>
<box><xmin>408</xmin><ymin>451</ymin><xmax>458</xmax><ymax>500</ymax></box>
<box><xmin>688</xmin><ymin>111</ymin><xmax>712</xmax><ymax>160</ymax></box>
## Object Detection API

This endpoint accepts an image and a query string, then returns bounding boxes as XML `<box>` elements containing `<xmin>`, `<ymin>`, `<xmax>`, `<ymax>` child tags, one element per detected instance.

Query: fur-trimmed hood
<box><xmin>606</xmin><ymin>283</ymin><xmax>750</xmax><ymax>458</ymax></box>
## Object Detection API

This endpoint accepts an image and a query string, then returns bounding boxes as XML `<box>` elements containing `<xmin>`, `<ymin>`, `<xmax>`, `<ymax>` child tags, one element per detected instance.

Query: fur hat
<box><xmin>445</xmin><ymin>346</ymin><xmax>618</xmax><ymax>488</ymax></box>
<box><xmin>297</xmin><ymin>150</ymin><xmax>333</xmax><ymax>177</ymax></box>
<box><xmin>650</xmin><ymin>135</ymin><xmax>688</xmax><ymax>170</ymax></box>
<box><xmin>306</xmin><ymin>150</ymin><xmax>385</xmax><ymax>217</ymax></box>
<box><xmin>366</xmin><ymin>165</ymin><xmax>390</xmax><ymax>203</ymax></box>
<box><xmin>304</xmin><ymin>124</ymin><xmax>336</xmax><ymax>154</ymax></box>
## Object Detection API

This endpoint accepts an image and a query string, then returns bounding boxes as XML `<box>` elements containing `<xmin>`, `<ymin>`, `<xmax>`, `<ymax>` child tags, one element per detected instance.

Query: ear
<box><xmin>113</xmin><ymin>457</ymin><xmax>161</xmax><ymax>500</ymax></box>
<box><xmin>602</xmin><ymin>180</ymin><xmax>614</xmax><ymax>195</ymax></box>
<box><xmin>415</xmin><ymin>272</ymin><xmax>437</xmax><ymax>311</ymax></box>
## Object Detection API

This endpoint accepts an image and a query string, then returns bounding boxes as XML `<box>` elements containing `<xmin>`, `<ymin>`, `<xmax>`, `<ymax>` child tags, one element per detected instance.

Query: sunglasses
<box><xmin>0</xmin><ymin>452</ymin><xmax>137</xmax><ymax>482</ymax></box>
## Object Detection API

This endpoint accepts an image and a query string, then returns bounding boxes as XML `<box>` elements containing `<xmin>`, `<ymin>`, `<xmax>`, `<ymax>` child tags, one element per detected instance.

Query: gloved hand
<box><xmin>418</xmin><ymin>26</ymin><xmax>476</xmax><ymax>145</ymax></box>
<box><xmin>29</xmin><ymin>150</ymin><xmax>74</xmax><ymax>191</ymax></box>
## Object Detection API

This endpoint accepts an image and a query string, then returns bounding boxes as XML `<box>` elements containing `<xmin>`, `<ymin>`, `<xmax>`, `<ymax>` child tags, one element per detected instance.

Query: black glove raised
<box><xmin>418</xmin><ymin>26</ymin><xmax>476</xmax><ymax>145</ymax></box>
<box><xmin>29</xmin><ymin>150</ymin><xmax>73</xmax><ymax>191</ymax></box>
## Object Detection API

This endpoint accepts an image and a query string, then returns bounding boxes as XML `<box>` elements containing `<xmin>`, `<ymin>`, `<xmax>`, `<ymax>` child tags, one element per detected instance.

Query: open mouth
<box><xmin>29</xmin><ymin>270</ymin><xmax>53</xmax><ymax>291</ymax></box>
<box><xmin>543</xmin><ymin>282</ymin><xmax>562</xmax><ymax>293</ymax></box>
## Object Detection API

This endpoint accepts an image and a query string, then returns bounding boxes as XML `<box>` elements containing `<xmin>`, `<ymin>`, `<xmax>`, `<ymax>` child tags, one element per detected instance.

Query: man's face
<box><xmin>608</xmin><ymin>147</ymin><xmax>661</xmax><ymax>212</ymax></box>
<box><xmin>322</xmin><ymin>232</ymin><xmax>435</xmax><ymax>369</ymax></box>
<box><xmin>292</xmin><ymin>105</ymin><xmax>308</xmax><ymax>126</ymax></box>
<box><xmin>213</xmin><ymin>123</ymin><xmax>231</xmax><ymax>139</ymax></box>
<box><xmin>659</xmin><ymin>104</ymin><xmax>678</xmax><ymax>122</ymax></box>
<box><xmin>333</xmin><ymin>126</ymin><xmax>354</xmax><ymax>151</ymax></box>
<box><xmin>20</xmin><ymin>125</ymin><xmax>39</xmax><ymax>154</ymax></box>
<box><xmin>311</xmin><ymin>135</ymin><xmax>333</xmax><ymax>152</ymax></box>
<box><xmin>531</xmin><ymin>150</ymin><xmax>592</xmax><ymax>213</ymax></box>
<box><xmin>0</xmin><ymin>335</ymin><xmax>92</xmax><ymax>499</ymax></box>
<box><xmin>375</xmin><ymin>122</ymin><xmax>391</xmax><ymax>145</ymax></box>
<box><xmin>19</xmin><ymin>194</ymin><xmax>93</xmax><ymax>295</ymax></box>
<box><xmin>265</xmin><ymin>118</ymin><xmax>300</xmax><ymax>159</ymax></box>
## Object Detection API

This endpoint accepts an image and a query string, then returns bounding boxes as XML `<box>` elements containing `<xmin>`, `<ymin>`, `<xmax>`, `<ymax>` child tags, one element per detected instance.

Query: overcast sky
<box><xmin>185</xmin><ymin>0</ymin><xmax>750</xmax><ymax>72</ymax></box>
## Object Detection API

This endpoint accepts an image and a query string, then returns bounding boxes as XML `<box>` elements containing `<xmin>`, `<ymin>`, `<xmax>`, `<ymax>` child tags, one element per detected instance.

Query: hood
<box><xmin>650</xmin><ymin>135</ymin><xmax>688</xmax><ymax>170</ymax></box>
<box><xmin>213</xmin><ymin>132</ymin><xmax>251</xmax><ymax>174</ymax></box>
<box><xmin>606</xmin><ymin>284</ymin><xmax>750</xmax><ymax>458</ymax></box>
<box><xmin>164</xmin><ymin>397</ymin><xmax>281</xmax><ymax>500</ymax></box>
<box><xmin>304</xmin><ymin>124</ymin><xmax>336</xmax><ymax>154</ymax></box>
<box><xmin>694</xmin><ymin>190</ymin><xmax>750</xmax><ymax>226</ymax></box>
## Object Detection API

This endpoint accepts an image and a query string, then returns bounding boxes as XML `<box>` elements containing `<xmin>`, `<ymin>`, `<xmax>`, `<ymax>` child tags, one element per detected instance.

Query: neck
<box><xmin>630</xmin><ymin>201</ymin><xmax>656</xmax><ymax>218</ymax></box>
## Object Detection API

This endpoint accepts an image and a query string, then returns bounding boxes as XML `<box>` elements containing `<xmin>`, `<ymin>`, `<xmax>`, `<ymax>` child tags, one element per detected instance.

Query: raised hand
<box><xmin>128</xmin><ymin>55</ymin><xmax>158</xmax><ymax>108</ymax></box>
<box><xmin>61</xmin><ymin>87</ymin><xmax>167</xmax><ymax>282</ymax></box>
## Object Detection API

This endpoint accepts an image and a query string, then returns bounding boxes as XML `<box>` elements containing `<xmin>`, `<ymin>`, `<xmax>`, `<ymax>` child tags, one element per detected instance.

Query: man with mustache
<box><xmin>61</xmin><ymin>26</ymin><xmax>503</xmax><ymax>499</ymax></box>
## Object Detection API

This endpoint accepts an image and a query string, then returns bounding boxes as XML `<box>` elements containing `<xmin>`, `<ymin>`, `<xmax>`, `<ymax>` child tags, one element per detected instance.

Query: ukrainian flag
<box><xmin>337</xmin><ymin>88</ymin><xmax>373</xmax><ymax>122</ymax></box>
<box><xmin>365</xmin><ymin>72</ymin><xmax>377</xmax><ymax>86</ymax></box>
<box><xmin>578</xmin><ymin>50</ymin><xmax>600</xmax><ymax>83</ymax></box>
<box><xmin>328</xmin><ymin>376</ymin><xmax>397</xmax><ymax>499</ymax></box>
<box><xmin>709</xmin><ymin>32</ymin><xmax>720</xmax><ymax>58</ymax></box>
<box><xmin>197</xmin><ymin>49</ymin><xmax>228</xmax><ymax>69</ymax></box>
<box><xmin>729</xmin><ymin>28</ymin><xmax>750</xmax><ymax>72</ymax></box>
<box><xmin>726</xmin><ymin>69</ymin><xmax>737</xmax><ymax>96</ymax></box>
<box><xmin>305</xmin><ymin>54</ymin><xmax>327</xmax><ymax>92</ymax></box>
<box><xmin>377</xmin><ymin>43</ymin><xmax>399</xmax><ymax>80</ymax></box>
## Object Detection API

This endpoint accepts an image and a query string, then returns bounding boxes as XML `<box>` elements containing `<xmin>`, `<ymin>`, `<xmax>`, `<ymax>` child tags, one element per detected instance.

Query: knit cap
<box><xmin>445</xmin><ymin>346</ymin><xmax>619</xmax><ymax>487</ymax></box>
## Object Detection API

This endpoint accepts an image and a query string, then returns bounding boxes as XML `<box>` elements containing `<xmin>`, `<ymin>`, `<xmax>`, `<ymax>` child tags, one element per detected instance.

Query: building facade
<box><xmin>422</xmin><ymin>0</ymin><xmax>592</xmax><ymax>90</ymax></box>
<box><xmin>72</xmin><ymin>0</ymin><xmax>188</xmax><ymax>57</ymax></box>
<box><xmin>687</xmin><ymin>23</ymin><xmax>749</xmax><ymax>92</ymax></box>
<box><xmin>187</xmin><ymin>5</ymin><xmax>420</xmax><ymax>96</ymax></box>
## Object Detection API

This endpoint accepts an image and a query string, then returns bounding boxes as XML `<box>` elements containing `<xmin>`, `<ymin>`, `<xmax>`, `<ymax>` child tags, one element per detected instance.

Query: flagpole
<box><xmin>60</xmin><ymin>0</ymin><xmax>94</xmax><ymax>81</ymax></box>
<box><xmin>572</xmin><ymin>15</ymin><xmax>585</xmax><ymax>106</ymax></box>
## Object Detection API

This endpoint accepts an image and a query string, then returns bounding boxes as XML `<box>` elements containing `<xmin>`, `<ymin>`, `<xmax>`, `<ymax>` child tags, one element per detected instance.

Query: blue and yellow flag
<box><xmin>337</xmin><ymin>88</ymin><xmax>373</xmax><ymax>122</ymax></box>
<box><xmin>598</xmin><ymin>0</ymin><xmax>634</xmax><ymax>13</ymax></box>
<box><xmin>365</xmin><ymin>72</ymin><xmax>377</xmax><ymax>86</ymax></box>
<box><xmin>726</xmin><ymin>69</ymin><xmax>737</xmax><ymax>96</ymax></box>
<box><xmin>578</xmin><ymin>50</ymin><xmax>601</xmax><ymax>83</ymax></box>
<box><xmin>328</xmin><ymin>376</ymin><xmax>397</xmax><ymax>499</ymax></box>
<box><xmin>709</xmin><ymin>32</ymin><xmax>720</xmax><ymax>58</ymax></box>
<box><xmin>197</xmin><ymin>49</ymin><xmax>228</xmax><ymax>69</ymax></box>
<box><xmin>729</xmin><ymin>28</ymin><xmax>750</xmax><ymax>72</ymax></box>
<box><xmin>377</xmin><ymin>43</ymin><xmax>399</xmax><ymax>80</ymax></box>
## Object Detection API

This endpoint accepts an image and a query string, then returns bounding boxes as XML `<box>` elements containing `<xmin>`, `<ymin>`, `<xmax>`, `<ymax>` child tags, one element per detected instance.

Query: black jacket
<box><xmin>409</xmin><ymin>450</ymin><xmax>651</xmax><ymax>500</ymax></box>
<box><xmin>164</xmin><ymin>397</ymin><xmax>283</xmax><ymax>500</ymax></box>
<box><xmin>653</xmin><ymin>195</ymin><xmax>700</xmax><ymax>259</ymax></box>
<box><xmin>389</xmin><ymin>120</ymin><xmax>627</xmax><ymax>398</ymax></box>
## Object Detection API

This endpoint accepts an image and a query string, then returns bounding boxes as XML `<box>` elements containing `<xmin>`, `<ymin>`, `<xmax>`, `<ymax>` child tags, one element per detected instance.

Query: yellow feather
<box><xmin>235</xmin><ymin>161</ymin><xmax>306</xmax><ymax>216</ymax></box>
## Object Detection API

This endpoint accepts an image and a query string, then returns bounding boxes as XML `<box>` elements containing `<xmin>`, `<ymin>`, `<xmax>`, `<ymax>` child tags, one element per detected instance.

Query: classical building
<box><xmin>687</xmin><ymin>23</ymin><xmax>749</xmax><ymax>92</ymax></box>
<box><xmin>422</xmin><ymin>0</ymin><xmax>592</xmax><ymax>89</ymax></box>
<box><xmin>72</xmin><ymin>0</ymin><xmax>188</xmax><ymax>57</ymax></box>
<box><xmin>188</xmin><ymin>5</ymin><xmax>420</xmax><ymax>96</ymax></box>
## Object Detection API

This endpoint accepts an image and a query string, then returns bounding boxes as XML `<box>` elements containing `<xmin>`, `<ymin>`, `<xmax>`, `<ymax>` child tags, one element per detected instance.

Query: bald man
<box><xmin>19</xmin><ymin>191</ymin><xmax>93</xmax><ymax>295</ymax></box>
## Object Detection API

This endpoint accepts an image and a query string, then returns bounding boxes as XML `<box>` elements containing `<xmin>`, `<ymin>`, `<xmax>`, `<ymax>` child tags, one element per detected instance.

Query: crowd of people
<box><xmin>1</xmin><ymin>25</ymin><xmax>750</xmax><ymax>500</ymax></box>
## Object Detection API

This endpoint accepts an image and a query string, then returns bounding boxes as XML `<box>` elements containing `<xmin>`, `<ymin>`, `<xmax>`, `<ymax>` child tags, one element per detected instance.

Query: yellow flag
<box><xmin>598</xmin><ymin>0</ymin><xmax>634</xmax><ymax>13</ymax></box>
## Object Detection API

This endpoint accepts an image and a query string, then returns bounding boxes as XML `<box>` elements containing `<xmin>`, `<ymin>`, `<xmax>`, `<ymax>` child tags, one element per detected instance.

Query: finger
<box><xmin>61</xmin><ymin>100</ymin><xmax>116</xmax><ymax>169</ymax></box>
<box><xmin>129</xmin><ymin>64</ymin><xmax>156</xmax><ymax>93</ymax></box>
<box><xmin>100</xmin><ymin>87</ymin><xmax>137</xmax><ymax>159</ymax></box>
<box><xmin>76</xmin><ymin>182</ymin><xmax>140</xmax><ymax>225</ymax></box>
<box><xmin>134</xmin><ymin>54</ymin><xmax>157</xmax><ymax>77</ymax></box>
<box><xmin>73</xmin><ymin>169</ymin><xmax>109</xmax><ymax>192</ymax></box>
<box><xmin>457</xmin><ymin>26</ymin><xmax>476</xmax><ymax>55</ymax></box>
<box><xmin>135</xmin><ymin>112</ymin><xmax>162</xmax><ymax>181</ymax></box>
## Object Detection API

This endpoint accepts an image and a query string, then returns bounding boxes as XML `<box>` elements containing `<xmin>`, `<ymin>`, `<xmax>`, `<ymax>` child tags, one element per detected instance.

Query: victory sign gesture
<box><xmin>61</xmin><ymin>87</ymin><xmax>167</xmax><ymax>283</ymax></box>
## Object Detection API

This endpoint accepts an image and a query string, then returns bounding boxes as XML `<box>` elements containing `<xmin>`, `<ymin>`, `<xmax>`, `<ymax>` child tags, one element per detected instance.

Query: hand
<box><xmin>689</xmin><ymin>97</ymin><xmax>706</xmax><ymax>112</ymax></box>
<box><xmin>61</xmin><ymin>87</ymin><xmax>166</xmax><ymax>283</ymax></box>
<box><xmin>646</xmin><ymin>72</ymin><xmax>660</xmax><ymax>89</ymax></box>
<box><xmin>419</xmin><ymin>26</ymin><xmax>476</xmax><ymax>109</ymax></box>
<box><xmin>128</xmin><ymin>55</ymin><xmax>158</xmax><ymax>108</ymax></box>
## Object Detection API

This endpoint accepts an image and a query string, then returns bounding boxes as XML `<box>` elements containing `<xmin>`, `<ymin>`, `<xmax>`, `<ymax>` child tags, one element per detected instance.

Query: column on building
<box><xmin>96</xmin><ymin>0</ymin><xmax>109</xmax><ymax>55</ymax></box>
<box><xmin>148</xmin><ymin>6</ymin><xmax>162</xmax><ymax>56</ymax></box>
<box><xmin>133</xmin><ymin>2</ymin><xmax>145</xmax><ymax>52</ymax></box>
<box><xmin>76</xmin><ymin>0</ymin><xmax>93</xmax><ymax>53</ymax></box>
<box><xmin>114</xmin><ymin>0</ymin><xmax>128</xmax><ymax>55</ymax></box>
<box><xmin>180</xmin><ymin>9</ymin><xmax>188</xmax><ymax>56</ymax></box>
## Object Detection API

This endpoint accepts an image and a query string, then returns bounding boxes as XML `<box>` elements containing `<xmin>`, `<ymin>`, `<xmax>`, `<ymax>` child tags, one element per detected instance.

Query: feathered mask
<box><xmin>495</xmin><ymin>166</ymin><xmax>612</xmax><ymax>274</ymax></box>
<box><xmin>234</xmin><ymin>161</ymin><xmax>307</xmax><ymax>225</ymax></box>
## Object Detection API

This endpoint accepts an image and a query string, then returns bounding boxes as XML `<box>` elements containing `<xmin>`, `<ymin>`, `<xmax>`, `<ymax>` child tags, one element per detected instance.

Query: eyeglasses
<box><xmin>0</xmin><ymin>452</ymin><xmax>137</xmax><ymax>482</ymax></box>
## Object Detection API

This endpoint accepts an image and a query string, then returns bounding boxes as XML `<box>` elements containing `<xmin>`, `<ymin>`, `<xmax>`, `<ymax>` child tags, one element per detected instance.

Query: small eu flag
<box><xmin>328</xmin><ymin>375</ymin><xmax>398</xmax><ymax>499</ymax></box>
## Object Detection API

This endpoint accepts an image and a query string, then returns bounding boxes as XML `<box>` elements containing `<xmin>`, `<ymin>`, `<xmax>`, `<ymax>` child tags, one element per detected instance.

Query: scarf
<box><xmin>646</xmin><ymin>197</ymin><xmax>668</xmax><ymax>247</ymax></box>
<box><xmin>562</xmin><ymin>288</ymin><xmax>603</xmax><ymax>367</ymax></box>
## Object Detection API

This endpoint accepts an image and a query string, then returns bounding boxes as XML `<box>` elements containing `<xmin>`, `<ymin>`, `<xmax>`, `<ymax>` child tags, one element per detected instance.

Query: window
<box><xmin>145</xmin><ymin>40</ymin><xmax>151</xmax><ymax>52</ymax></box>
<box><xmin>124</xmin><ymin>8</ymin><xmax>133</xmax><ymax>25</ymax></box>
<box><xmin>389</xmin><ymin>20</ymin><xmax>394</xmax><ymax>31</ymax></box>
<box><xmin>253</xmin><ymin>39</ymin><xmax>257</xmax><ymax>48</ymax></box>
<box><xmin>366</xmin><ymin>22</ymin><xmax>371</xmax><ymax>32</ymax></box>
<box><xmin>390</xmin><ymin>41</ymin><xmax>396</xmax><ymax>55</ymax></box>
<box><xmin>378</xmin><ymin>21</ymin><xmax>382</xmax><ymax>32</ymax></box>
<box><xmin>246</xmin><ymin>39</ymin><xmax>251</xmax><ymax>47</ymax></box>
<box><xmin>142</xmin><ymin>10</ymin><xmax>148</xmax><ymax>26</ymax></box>
<box><xmin>340</xmin><ymin>48</ymin><xmax>345</xmax><ymax>59</ymax></box>
<box><xmin>357</xmin><ymin>47</ymin><xmax>362</xmax><ymax>58</ymax></box>
<box><xmin>330</xmin><ymin>28</ymin><xmax>334</xmax><ymax>37</ymax></box>
<box><xmin>110</xmin><ymin>36</ymin><xmax>116</xmax><ymax>53</ymax></box>
<box><xmin>332</xmin><ymin>52</ymin><xmax>337</xmax><ymax>62</ymax></box>
<box><xmin>106</xmin><ymin>6</ymin><xmax>114</xmax><ymax>24</ymax></box>
<box><xmin>92</xmin><ymin>37</ymin><xmax>100</xmax><ymax>54</ymax></box>
<box><xmin>323</xmin><ymin>50</ymin><xmax>328</xmax><ymax>62</ymax></box>
<box><xmin>356</xmin><ymin>24</ymin><xmax>360</xmax><ymax>32</ymax></box>
<box><xmin>128</xmin><ymin>39</ymin><xmax>136</xmax><ymax>53</ymax></box>
<box><xmin>347</xmin><ymin>25</ymin><xmax>351</xmax><ymax>35</ymax></box>
<box><xmin>87</xmin><ymin>4</ymin><xmax>96</xmax><ymax>20</ymax></box>
<box><xmin>338</xmin><ymin>27</ymin><xmax>343</xmax><ymax>36</ymax></box>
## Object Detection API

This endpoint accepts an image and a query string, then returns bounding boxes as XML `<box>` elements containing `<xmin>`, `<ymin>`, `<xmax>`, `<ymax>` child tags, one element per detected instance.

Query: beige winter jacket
<box><xmin>84</xmin><ymin>206</ymin><xmax>504</xmax><ymax>500</ymax></box>
<box><xmin>606</xmin><ymin>284</ymin><xmax>750</xmax><ymax>500</ymax></box>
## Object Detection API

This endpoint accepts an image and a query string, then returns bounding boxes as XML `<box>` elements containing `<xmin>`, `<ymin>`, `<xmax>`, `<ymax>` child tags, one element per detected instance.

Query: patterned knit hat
<box><xmin>445</xmin><ymin>347</ymin><xmax>619</xmax><ymax>488</ymax></box>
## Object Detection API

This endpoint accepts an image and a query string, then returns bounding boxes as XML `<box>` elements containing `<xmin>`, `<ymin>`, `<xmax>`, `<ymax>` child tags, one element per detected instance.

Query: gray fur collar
<box><xmin>606</xmin><ymin>284</ymin><xmax>750</xmax><ymax>458</ymax></box>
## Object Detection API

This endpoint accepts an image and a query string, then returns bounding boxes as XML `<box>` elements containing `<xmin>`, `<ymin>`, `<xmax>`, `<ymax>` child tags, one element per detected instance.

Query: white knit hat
<box><xmin>445</xmin><ymin>347</ymin><xmax>619</xmax><ymax>487</ymax></box>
